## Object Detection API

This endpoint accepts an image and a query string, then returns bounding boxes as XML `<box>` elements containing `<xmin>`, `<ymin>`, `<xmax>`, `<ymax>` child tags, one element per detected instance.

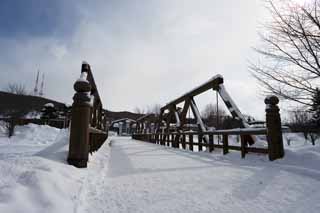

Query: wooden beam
<box><xmin>179</xmin><ymin>99</ymin><xmax>190</xmax><ymax>127</ymax></box>
<box><xmin>161</xmin><ymin>75</ymin><xmax>223</xmax><ymax>111</ymax></box>
<box><xmin>189</xmin><ymin>98</ymin><xmax>209</xmax><ymax>143</ymax></box>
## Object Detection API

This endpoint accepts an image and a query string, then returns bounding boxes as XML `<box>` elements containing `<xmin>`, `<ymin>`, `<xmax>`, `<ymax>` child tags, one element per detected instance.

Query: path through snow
<box><xmin>78</xmin><ymin>137</ymin><xmax>320</xmax><ymax>213</ymax></box>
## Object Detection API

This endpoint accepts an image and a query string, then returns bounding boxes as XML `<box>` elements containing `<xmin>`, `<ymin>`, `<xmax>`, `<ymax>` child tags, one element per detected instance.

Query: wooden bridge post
<box><xmin>189</xmin><ymin>133</ymin><xmax>193</xmax><ymax>151</ymax></box>
<box><xmin>198</xmin><ymin>134</ymin><xmax>203</xmax><ymax>151</ymax></box>
<box><xmin>265</xmin><ymin>96</ymin><xmax>285</xmax><ymax>161</ymax></box>
<box><xmin>209</xmin><ymin>134</ymin><xmax>214</xmax><ymax>152</ymax></box>
<box><xmin>240</xmin><ymin>135</ymin><xmax>246</xmax><ymax>158</ymax></box>
<box><xmin>173</xmin><ymin>134</ymin><xmax>180</xmax><ymax>148</ymax></box>
<box><xmin>162</xmin><ymin>134</ymin><xmax>165</xmax><ymax>146</ymax></box>
<box><xmin>158</xmin><ymin>134</ymin><xmax>161</xmax><ymax>144</ymax></box>
<box><xmin>182</xmin><ymin>134</ymin><xmax>186</xmax><ymax>149</ymax></box>
<box><xmin>222</xmin><ymin>134</ymin><xmax>229</xmax><ymax>155</ymax></box>
<box><xmin>171</xmin><ymin>134</ymin><xmax>175</xmax><ymax>147</ymax></box>
<box><xmin>159</xmin><ymin>134</ymin><xmax>162</xmax><ymax>145</ymax></box>
<box><xmin>67</xmin><ymin>64</ymin><xmax>92</xmax><ymax>168</ymax></box>
<box><xmin>172</xmin><ymin>134</ymin><xmax>176</xmax><ymax>148</ymax></box>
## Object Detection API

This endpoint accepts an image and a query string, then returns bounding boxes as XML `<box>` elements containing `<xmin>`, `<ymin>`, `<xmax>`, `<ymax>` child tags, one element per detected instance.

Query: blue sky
<box><xmin>0</xmin><ymin>0</ymin><xmax>273</xmax><ymax>119</ymax></box>
<box><xmin>0</xmin><ymin>0</ymin><xmax>80</xmax><ymax>38</ymax></box>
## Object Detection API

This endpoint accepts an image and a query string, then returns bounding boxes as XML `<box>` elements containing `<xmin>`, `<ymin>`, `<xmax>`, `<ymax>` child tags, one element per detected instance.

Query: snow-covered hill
<box><xmin>0</xmin><ymin>124</ymin><xmax>319</xmax><ymax>212</ymax></box>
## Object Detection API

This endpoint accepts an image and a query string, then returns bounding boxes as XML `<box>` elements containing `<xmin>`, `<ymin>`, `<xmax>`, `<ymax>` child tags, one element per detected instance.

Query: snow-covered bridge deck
<box><xmin>80</xmin><ymin>137</ymin><xmax>320</xmax><ymax>213</ymax></box>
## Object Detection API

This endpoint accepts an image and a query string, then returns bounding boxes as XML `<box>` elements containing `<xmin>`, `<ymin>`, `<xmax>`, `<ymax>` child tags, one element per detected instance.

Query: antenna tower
<box><xmin>39</xmin><ymin>73</ymin><xmax>45</xmax><ymax>97</ymax></box>
<box><xmin>34</xmin><ymin>70</ymin><xmax>40</xmax><ymax>96</ymax></box>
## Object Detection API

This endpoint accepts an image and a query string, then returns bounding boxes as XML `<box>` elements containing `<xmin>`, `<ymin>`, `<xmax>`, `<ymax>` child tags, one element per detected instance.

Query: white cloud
<box><xmin>1</xmin><ymin>0</ymin><xmax>272</xmax><ymax>119</ymax></box>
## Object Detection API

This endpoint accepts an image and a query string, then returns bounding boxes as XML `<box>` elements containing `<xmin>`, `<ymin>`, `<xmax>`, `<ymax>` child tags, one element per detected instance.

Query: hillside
<box><xmin>0</xmin><ymin>91</ymin><xmax>67</xmax><ymax>115</ymax></box>
<box><xmin>105</xmin><ymin>110</ymin><xmax>143</xmax><ymax>122</ymax></box>
<box><xmin>0</xmin><ymin>91</ymin><xmax>143</xmax><ymax>120</ymax></box>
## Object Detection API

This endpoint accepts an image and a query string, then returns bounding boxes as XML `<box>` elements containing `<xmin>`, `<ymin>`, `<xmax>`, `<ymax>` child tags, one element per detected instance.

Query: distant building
<box><xmin>109</xmin><ymin>118</ymin><xmax>136</xmax><ymax>136</ymax></box>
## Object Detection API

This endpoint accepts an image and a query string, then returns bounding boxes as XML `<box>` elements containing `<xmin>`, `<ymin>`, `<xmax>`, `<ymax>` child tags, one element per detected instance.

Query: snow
<box><xmin>44</xmin><ymin>103</ymin><xmax>54</xmax><ymax>108</ymax></box>
<box><xmin>0</xmin><ymin>124</ymin><xmax>320</xmax><ymax>212</ymax></box>
<box><xmin>24</xmin><ymin>111</ymin><xmax>42</xmax><ymax>119</ymax></box>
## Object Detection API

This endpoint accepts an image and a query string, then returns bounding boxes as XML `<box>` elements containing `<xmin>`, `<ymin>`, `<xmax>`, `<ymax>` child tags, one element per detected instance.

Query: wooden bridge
<box><xmin>67</xmin><ymin>62</ymin><xmax>285</xmax><ymax>168</ymax></box>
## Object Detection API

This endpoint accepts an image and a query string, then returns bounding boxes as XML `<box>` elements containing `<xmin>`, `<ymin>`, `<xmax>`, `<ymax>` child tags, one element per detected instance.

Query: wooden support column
<box><xmin>222</xmin><ymin>135</ymin><xmax>229</xmax><ymax>155</ymax></box>
<box><xmin>265</xmin><ymin>96</ymin><xmax>284</xmax><ymax>161</ymax></box>
<box><xmin>166</xmin><ymin>134</ymin><xmax>169</xmax><ymax>147</ymax></box>
<box><xmin>182</xmin><ymin>134</ymin><xmax>186</xmax><ymax>149</ymax></box>
<box><xmin>172</xmin><ymin>134</ymin><xmax>175</xmax><ymax>147</ymax></box>
<box><xmin>165</xmin><ymin>110</ymin><xmax>173</xmax><ymax>146</ymax></box>
<box><xmin>209</xmin><ymin>134</ymin><xmax>214</xmax><ymax>152</ymax></box>
<box><xmin>240</xmin><ymin>135</ymin><xmax>246</xmax><ymax>158</ymax></box>
<box><xmin>92</xmin><ymin>98</ymin><xmax>97</xmax><ymax>127</ymax></box>
<box><xmin>189</xmin><ymin>133</ymin><xmax>193</xmax><ymax>151</ymax></box>
<box><xmin>156</xmin><ymin>110</ymin><xmax>164</xmax><ymax>134</ymax></box>
<box><xmin>198</xmin><ymin>133</ymin><xmax>203</xmax><ymax>151</ymax></box>
<box><xmin>97</xmin><ymin>103</ymin><xmax>102</xmax><ymax>129</ymax></box>
<box><xmin>159</xmin><ymin>133</ymin><xmax>163</xmax><ymax>146</ymax></box>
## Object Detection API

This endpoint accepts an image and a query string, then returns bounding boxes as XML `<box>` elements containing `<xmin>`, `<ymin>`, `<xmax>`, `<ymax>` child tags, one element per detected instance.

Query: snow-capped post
<box><xmin>68</xmin><ymin>63</ymin><xmax>92</xmax><ymax>168</ymax></box>
<box><xmin>265</xmin><ymin>96</ymin><xmax>284</xmax><ymax>161</ymax></box>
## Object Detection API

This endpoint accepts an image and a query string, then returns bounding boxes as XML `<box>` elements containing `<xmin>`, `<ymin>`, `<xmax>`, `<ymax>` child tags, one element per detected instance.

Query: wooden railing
<box><xmin>133</xmin><ymin>96</ymin><xmax>285</xmax><ymax>161</ymax></box>
<box><xmin>67</xmin><ymin>62</ymin><xmax>108</xmax><ymax>168</ymax></box>
<box><xmin>133</xmin><ymin>129</ymin><xmax>270</xmax><ymax>159</ymax></box>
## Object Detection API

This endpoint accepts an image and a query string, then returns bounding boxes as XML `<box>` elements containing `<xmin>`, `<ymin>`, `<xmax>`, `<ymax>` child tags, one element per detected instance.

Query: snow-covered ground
<box><xmin>0</xmin><ymin>123</ymin><xmax>320</xmax><ymax>212</ymax></box>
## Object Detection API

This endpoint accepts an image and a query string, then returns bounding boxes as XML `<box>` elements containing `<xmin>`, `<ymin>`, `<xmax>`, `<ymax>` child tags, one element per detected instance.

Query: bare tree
<box><xmin>5</xmin><ymin>83</ymin><xmax>27</xmax><ymax>95</ymax></box>
<box><xmin>201</xmin><ymin>103</ymin><xmax>226</xmax><ymax>128</ymax></box>
<box><xmin>2</xmin><ymin>109</ymin><xmax>29</xmax><ymax>137</ymax></box>
<box><xmin>133</xmin><ymin>107</ymin><xmax>146</xmax><ymax>115</ymax></box>
<box><xmin>250</xmin><ymin>0</ymin><xmax>320</xmax><ymax>106</ymax></box>
<box><xmin>134</xmin><ymin>104</ymin><xmax>161</xmax><ymax>115</ymax></box>
<box><xmin>287</xmin><ymin>108</ymin><xmax>318</xmax><ymax>144</ymax></box>
<box><xmin>146</xmin><ymin>104</ymin><xmax>161</xmax><ymax>115</ymax></box>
